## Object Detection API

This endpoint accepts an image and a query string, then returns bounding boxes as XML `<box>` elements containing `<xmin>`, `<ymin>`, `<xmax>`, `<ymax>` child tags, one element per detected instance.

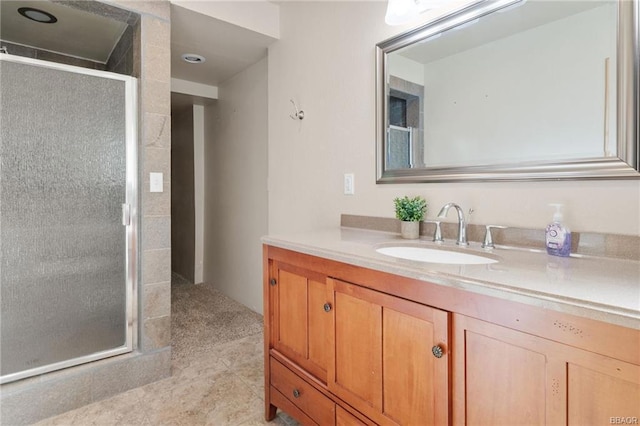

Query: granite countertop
<box><xmin>262</xmin><ymin>227</ymin><xmax>640</xmax><ymax>330</ymax></box>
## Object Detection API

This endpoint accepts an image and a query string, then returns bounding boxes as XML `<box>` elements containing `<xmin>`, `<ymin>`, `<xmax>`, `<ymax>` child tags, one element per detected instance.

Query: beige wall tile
<box><xmin>143</xmin><ymin>146</ymin><xmax>171</xmax><ymax>177</ymax></box>
<box><xmin>143</xmin><ymin>282</ymin><xmax>171</xmax><ymax>319</ymax></box>
<box><xmin>142</xmin><ymin>184</ymin><xmax>171</xmax><ymax>216</ymax></box>
<box><xmin>142</xmin><ymin>316</ymin><xmax>172</xmax><ymax>351</ymax></box>
<box><xmin>0</xmin><ymin>373</ymin><xmax>92</xmax><ymax>425</ymax></box>
<box><xmin>143</xmin><ymin>216</ymin><xmax>171</xmax><ymax>250</ymax></box>
<box><xmin>144</xmin><ymin>112</ymin><xmax>171</xmax><ymax>148</ymax></box>
<box><xmin>110</xmin><ymin>1</ymin><xmax>170</xmax><ymax>20</ymax></box>
<box><xmin>142</xmin><ymin>248</ymin><xmax>171</xmax><ymax>284</ymax></box>
<box><xmin>142</xmin><ymin>15</ymin><xmax>170</xmax><ymax>48</ymax></box>
<box><xmin>91</xmin><ymin>349</ymin><xmax>171</xmax><ymax>401</ymax></box>
<box><xmin>141</xmin><ymin>79</ymin><xmax>171</xmax><ymax>115</ymax></box>
<box><xmin>141</xmin><ymin>37</ymin><xmax>170</xmax><ymax>83</ymax></box>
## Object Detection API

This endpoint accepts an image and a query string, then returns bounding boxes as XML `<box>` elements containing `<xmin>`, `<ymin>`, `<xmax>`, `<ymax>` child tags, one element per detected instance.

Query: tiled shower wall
<box><xmin>0</xmin><ymin>40</ymin><xmax>107</xmax><ymax>70</ymax></box>
<box><xmin>0</xmin><ymin>1</ymin><xmax>172</xmax><ymax>424</ymax></box>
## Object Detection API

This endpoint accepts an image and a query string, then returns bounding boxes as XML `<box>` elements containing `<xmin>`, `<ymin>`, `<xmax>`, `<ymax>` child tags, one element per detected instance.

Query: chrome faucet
<box><xmin>437</xmin><ymin>203</ymin><xmax>468</xmax><ymax>245</ymax></box>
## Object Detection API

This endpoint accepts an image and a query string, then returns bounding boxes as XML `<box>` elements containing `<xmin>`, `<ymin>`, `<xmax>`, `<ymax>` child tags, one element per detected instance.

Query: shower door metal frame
<box><xmin>0</xmin><ymin>54</ymin><xmax>138</xmax><ymax>384</ymax></box>
<box><xmin>387</xmin><ymin>124</ymin><xmax>414</xmax><ymax>168</ymax></box>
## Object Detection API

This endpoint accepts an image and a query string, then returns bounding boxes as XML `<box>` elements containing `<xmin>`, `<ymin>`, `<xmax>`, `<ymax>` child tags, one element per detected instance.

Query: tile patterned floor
<box><xmin>34</xmin><ymin>281</ymin><xmax>297</xmax><ymax>426</ymax></box>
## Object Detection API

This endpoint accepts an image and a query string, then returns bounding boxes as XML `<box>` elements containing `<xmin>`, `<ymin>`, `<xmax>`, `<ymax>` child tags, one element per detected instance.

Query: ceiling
<box><xmin>0</xmin><ymin>1</ymin><xmax>275</xmax><ymax>88</ymax></box>
<box><xmin>400</xmin><ymin>1</ymin><xmax>606</xmax><ymax>64</ymax></box>
<box><xmin>171</xmin><ymin>4</ymin><xmax>275</xmax><ymax>87</ymax></box>
<box><xmin>0</xmin><ymin>0</ymin><xmax>127</xmax><ymax>63</ymax></box>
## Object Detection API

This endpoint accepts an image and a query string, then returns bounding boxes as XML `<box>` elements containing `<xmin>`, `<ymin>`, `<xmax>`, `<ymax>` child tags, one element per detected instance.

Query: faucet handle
<box><xmin>424</xmin><ymin>220</ymin><xmax>444</xmax><ymax>243</ymax></box>
<box><xmin>482</xmin><ymin>225</ymin><xmax>507</xmax><ymax>249</ymax></box>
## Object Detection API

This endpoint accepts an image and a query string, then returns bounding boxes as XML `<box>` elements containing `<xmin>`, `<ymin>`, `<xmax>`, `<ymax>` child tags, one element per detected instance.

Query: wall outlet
<box><xmin>150</xmin><ymin>172</ymin><xmax>163</xmax><ymax>193</ymax></box>
<box><xmin>344</xmin><ymin>173</ymin><xmax>355</xmax><ymax>195</ymax></box>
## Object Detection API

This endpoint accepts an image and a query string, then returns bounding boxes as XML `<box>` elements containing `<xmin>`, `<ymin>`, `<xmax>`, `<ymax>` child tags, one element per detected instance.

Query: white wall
<box><xmin>204</xmin><ymin>57</ymin><xmax>268</xmax><ymax>313</ymax></box>
<box><xmin>389</xmin><ymin>54</ymin><xmax>424</xmax><ymax>86</ymax></box>
<box><xmin>268</xmin><ymin>1</ymin><xmax>640</xmax><ymax>236</ymax></box>
<box><xmin>423</xmin><ymin>5</ymin><xmax>616</xmax><ymax>166</ymax></box>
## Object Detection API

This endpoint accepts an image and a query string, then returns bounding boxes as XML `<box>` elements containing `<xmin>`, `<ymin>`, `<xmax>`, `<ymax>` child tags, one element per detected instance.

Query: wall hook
<box><xmin>289</xmin><ymin>99</ymin><xmax>304</xmax><ymax>120</ymax></box>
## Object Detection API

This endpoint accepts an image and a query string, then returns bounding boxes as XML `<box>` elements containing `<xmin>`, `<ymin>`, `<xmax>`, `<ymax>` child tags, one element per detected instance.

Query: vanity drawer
<box><xmin>336</xmin><ymin>406</ymin><xmax>368</xmax><ymax>426</ymax></box>
<box><xmin>270</xmin><ymin>357</ymin><xmax>335</xmax><ymax>425</ymax></box>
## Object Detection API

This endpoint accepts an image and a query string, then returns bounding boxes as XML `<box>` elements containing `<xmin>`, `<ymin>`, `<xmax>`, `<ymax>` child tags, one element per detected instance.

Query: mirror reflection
<box><xmin>377</xmin><ymin>0</ymin><xmax>639</xmax><ymax>182</ymax></box>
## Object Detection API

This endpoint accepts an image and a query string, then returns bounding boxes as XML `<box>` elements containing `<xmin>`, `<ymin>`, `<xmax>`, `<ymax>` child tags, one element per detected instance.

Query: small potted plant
<box><xmin>394</xmin><ymin>196</ymin><xmax>427</xmax><ymax>239</ymax></box>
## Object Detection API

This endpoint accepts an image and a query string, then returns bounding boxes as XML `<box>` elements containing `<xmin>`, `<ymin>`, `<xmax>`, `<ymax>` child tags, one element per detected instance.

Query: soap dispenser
<box><xmin>545</xmin><ymin>204</ymin><xmax>571</xmax><ymax>257</ymax></box>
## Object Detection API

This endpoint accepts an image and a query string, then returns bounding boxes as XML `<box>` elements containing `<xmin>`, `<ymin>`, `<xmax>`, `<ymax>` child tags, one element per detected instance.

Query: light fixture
<box><xmin>18</xmin><ymin>7</ymin><xmax>57</xmax><ymax>24</ymax></box>
<box><xmin>385</xmin><ymin>0</ymin><xmax>450</xmax><ymax>25</ymax></box>
<box><xmin>181</xmin><ymin>53</ymin><xmax>206</xmax><ymax>64</ymax></box>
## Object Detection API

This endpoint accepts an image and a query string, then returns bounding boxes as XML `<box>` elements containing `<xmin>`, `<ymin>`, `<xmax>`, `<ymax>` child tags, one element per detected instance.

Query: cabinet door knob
<box><xmin>269</xmin><ymin>278</ymin><xmax>277</xmax><ymax>286</ymax></box>
<box><xmin>292</xmin><ymin>389</ymin><xmax>301</xmax><ymax>398</ymax></box>
<box><xmin>323</xmin><ymin>303</ymin><xmax>332</xmax><ymax>312</ymax></box>
<box><xmin>432</xmin><ymin>345</ymin><xmax>444</xmax><ymax>358</ymax></box>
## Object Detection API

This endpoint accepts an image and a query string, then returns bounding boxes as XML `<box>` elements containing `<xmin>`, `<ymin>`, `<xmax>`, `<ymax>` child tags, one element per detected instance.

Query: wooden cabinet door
<box><xmin>454</xmin><ymin>315</ymin><xmax>554</xmax><ymax>425</ymax></box>
<box><xmin>566</xmin><ymin>352</ymin><xmax>640</xmax><ymax>424</ymax></box>
<box><xmin>328</xmin><ymin>278</ymin><xmax>449</xmax><ymax>426</ymax></box>
<box><xmin>270</xmin><ymin>262</ymin><xmax>331</xmax><ymax>382</ymax></box>
<box><xmin>453</xmin><ymin>314</ymin><xmax>640</xmax><ymax>425</ymax></box>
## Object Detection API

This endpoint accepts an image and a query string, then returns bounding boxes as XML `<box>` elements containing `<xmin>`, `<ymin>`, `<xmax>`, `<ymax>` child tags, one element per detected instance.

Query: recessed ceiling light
<box><xmin>18</xmin><ymin>7</ymin><xmax>58</xmax><ymax>24</ymax></box>
<box><xmin>182</xmin><ymin>53</ymin><xmax>206</xmax><ymax>64</ymax></box>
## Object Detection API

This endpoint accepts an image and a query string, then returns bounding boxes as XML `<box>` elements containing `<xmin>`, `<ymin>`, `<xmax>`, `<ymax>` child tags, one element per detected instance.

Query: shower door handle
<box><xmin>122</xmin><ymin>203</ymin><xmax>131</xmax><ymax>226</ymax></box>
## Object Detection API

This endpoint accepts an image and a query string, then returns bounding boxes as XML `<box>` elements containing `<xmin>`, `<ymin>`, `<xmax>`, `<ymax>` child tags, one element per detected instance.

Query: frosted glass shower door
<box><xmin>0</xmin><ymin>55</ymin><xmax>137</xmax><ymax>383</ymax></box>
<box><xmin>387</xmin><ymin>125</ymin><xmax>413</xmax><ymax>169</ymax></box>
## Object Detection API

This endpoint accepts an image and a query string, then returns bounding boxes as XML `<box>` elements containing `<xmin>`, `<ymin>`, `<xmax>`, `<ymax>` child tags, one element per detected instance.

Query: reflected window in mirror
<box><xmin>388</xmin><ymin>76</ymin><xmax>425</xmax><ymax>169</ymax></box>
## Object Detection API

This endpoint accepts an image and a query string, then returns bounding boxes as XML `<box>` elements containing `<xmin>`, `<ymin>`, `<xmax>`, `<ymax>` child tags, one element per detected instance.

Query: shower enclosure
<box><xmin>387</xmin><ymin>125</ymin><xmax>414</xmax><ymax>169</ymax></box>
<box><xmin>0</xmin><ymin>54</ymin><xmax>137</xmax><ymax>384</ymax></box>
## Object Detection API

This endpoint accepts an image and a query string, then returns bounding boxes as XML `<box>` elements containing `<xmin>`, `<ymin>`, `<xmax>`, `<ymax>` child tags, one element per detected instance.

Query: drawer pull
<box><xmin>292</xmin><ymin>388</ymin><xmax>301</xmax><ymax>398</ymax></box>
<box><xmin>270</xmin><ymin>278</ymin><xmax>277</xmax><ymax>286</ymax></box>
<box><xmin>432</xmin><ymin>345</ymin><xmax>444</xmax><ymax>358</ymax></box>
<box><xmin>323</xmin><ymin>303</ymin><xmax>332</xmax><ymax>312</ymax></box>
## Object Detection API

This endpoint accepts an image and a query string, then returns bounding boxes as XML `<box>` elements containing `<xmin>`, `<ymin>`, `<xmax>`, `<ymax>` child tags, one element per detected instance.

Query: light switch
<box><xmin>344</xmin><ymin>173</ymin><xmax>355</xmax><ymax>195</ymax></box>
<box><xmin>150</xmin><ymin>172</ymin><xmax>163</xmax><ymax>193</ymax></box>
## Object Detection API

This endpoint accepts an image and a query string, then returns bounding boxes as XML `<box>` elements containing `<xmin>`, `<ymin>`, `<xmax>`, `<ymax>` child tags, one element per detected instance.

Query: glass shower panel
<box><xmin>0</xmin><ymin>58</ymin><xmax>133</xmax><ymax>381</ymax></box>
<box><xmin>387</xmin><ymin>125</ymin><xmax>413</xmax><ymax>169</ymax></box>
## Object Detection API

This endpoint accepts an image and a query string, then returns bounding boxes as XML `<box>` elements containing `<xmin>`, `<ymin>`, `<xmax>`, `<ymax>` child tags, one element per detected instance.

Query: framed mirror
<box><xmin>376</xmin><ymin>0</ymin><xmax>639</xmax><ymax>183</ymax></box>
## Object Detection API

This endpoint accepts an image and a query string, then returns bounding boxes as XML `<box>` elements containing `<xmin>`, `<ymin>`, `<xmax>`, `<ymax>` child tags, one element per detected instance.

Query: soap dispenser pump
<box><xmin>545</xmin><ymin>204</ymin><xmax>572</xmax><ymax>257</ymax></box>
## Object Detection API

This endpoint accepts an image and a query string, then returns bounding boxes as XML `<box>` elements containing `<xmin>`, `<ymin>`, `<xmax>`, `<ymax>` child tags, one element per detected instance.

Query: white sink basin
<box><xmin>376</xmin><ymin>246</ymin><xmax>498</xmax><ymax>265</ymax></box>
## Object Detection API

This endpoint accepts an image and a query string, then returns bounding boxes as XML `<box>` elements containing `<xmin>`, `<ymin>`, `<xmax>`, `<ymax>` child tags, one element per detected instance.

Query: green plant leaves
<box><xmin>393</xmin><ymin>196</ymin><xmax>427</xmax><ymax>222</ymax></box>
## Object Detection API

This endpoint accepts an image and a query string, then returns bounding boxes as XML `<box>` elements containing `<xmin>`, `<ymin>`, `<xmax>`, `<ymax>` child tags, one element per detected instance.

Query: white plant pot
<box><xmin>400</xmin><ymin>221</ymin><xmax>420</xmax><ymax>239</ymax></box>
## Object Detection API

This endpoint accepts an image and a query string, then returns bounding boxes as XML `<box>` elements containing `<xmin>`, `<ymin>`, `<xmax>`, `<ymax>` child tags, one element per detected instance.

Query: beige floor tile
<box><xmin>34</xmin><ymin>283</ymin><xmax>269</xmax><ymax>426</ymax></box>
<box><xmin>234</xmin><ymin>357</ymin><xmax>265</xmax><ymax>398</ymax></box>
<box><xmin>34</xmin><ymin>409</ymin><xmax>80</xmax><ymax>426</ymax></box>
<box><xmin>175</xmin><ymin>354</ymin><xmax>230</xmax><ymax>381</ymax></box>
<box><xmin>204</xmin><ymin>396</ymin><xmax>264</xmax><ymax>426</ymax></box>
<box><xmin>214</xmin><ymin>335</ymin><xmax>264</xmax><ymax>369</ymax></box>
<box><xmin>235</xmin><ymin>412</ymin><xmax>289</xmax><ymax>426</ymax></box>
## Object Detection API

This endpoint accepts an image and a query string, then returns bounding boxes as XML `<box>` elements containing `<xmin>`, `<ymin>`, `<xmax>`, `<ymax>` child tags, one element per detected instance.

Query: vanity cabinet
<box><xmin>336</xmin><ymin>406</ymin><xmax>367</xmax><ymax>426</ymax></box>
<box><xmin>270</xmin><ymin>357</ymin><xmax>335</xmax><ymax>425</ymax></box>
<box><xmin>328</xmin><ymin>278</ymin><xmax>449</xmax><ymax>425</ymax></box>
<box><xmin>453</xmin><ymin>314</ymin><xmax>640</xmax><ymax>425</ymax></box>
<box><xmin>265</xmin><ymin>254</ymin><xmax>447</xmax><ymax>425</ymax></box>
<box><xmin>267</xmin><ymin>260</ymin><xmax>331</xmax><ymax>383</ymax></box>
<box><xmin>264</xmin><ymin>245</ymin><xmax>640</xmax><ymax>426</ymax></box>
